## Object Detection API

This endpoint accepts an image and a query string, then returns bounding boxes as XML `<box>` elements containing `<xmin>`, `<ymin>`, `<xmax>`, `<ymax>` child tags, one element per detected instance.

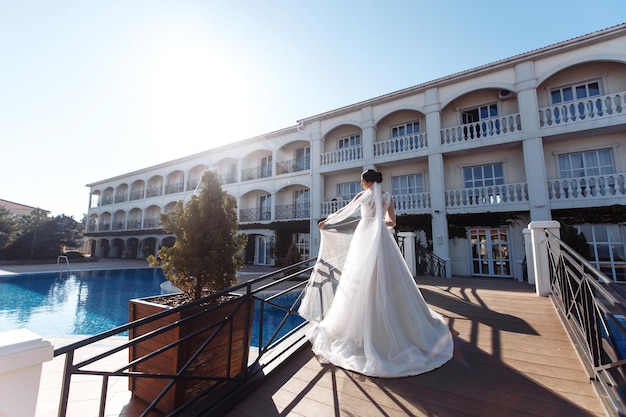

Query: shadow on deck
<box><xmin>224</xmin><ymin>276</ymin><xmax>606</xmax><ymax>417</ymax></box>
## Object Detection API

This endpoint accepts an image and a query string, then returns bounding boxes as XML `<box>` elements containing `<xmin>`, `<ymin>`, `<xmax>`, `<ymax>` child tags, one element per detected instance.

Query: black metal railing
<box><xmin>51</xmin><ymin>259</ymin><xmax>315</xmax><ymax>417</ymax></box>
<box><xmin>546</xmin><ymin>229</ymin><xmax>626</xmax><ymax>416</ymax></box>
<box><xmin>416</xmin><ymin>245</ymin><xmax>447</xmax><ymax>277</ymax></box>
<box><xmin>275</xmin><ymin>204</ymin><xmax>310</xmax><ymax>220</ymax></box>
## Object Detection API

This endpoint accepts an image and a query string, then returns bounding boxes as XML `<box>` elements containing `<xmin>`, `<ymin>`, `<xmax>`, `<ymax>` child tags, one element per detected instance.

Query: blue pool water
<box><xmin>0</xmin><ymin>268</ymin><xmax>166</xmax><ymax>337</ymax></box>
<box><xmin>0</xmin><ymin>268</ymin><xmax>304</xmax><ymax>346</ymax></box>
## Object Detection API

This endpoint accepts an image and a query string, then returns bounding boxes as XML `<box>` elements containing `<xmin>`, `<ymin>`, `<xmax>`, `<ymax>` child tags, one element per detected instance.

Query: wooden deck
<box><xmin>224</xmin><ymin>276</ymin><xmax>607</xmax><ymax>417</ymax></box>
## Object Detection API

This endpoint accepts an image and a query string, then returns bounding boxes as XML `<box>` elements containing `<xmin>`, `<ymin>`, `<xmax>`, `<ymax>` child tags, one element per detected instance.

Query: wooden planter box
<box><xmin>128</xmin><ymin>295</ymin><xmax>253</xmax><ymax>414</ymax></box>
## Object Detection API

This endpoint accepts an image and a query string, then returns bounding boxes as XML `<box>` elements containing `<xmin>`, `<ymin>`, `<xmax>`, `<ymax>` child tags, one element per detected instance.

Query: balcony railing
<box><xmin>276</xmin><ymin>158</ymin><xmax>311</xmax><ymax>175</ymax></box>
<box><xmin>239</xmin><ymin>208</ymin><xmax>271</xmax><ymax>222</ymax></box>
<box><xmin>187</xmin><ymin>179</ymin><xmax>200</xmax><ymax>191</ymax></box>
<box><xmin>445</xmin><ymin>182</ymin><xmax>529</xmax><ymax>208</ymax></box>
<box><xmin>112</xmin><ymin>221</ymin><xmax>125</xmax><ymax>231</ymax></box>
<box><xmin>320</xmin><ymin>199</ymin><xmax>350</xmax><ymax>218</ymax></box>
<box><xmin>275</xmin><ymin>204</ymin><xmax>310</xmax><ymax>220</ymax></box>
<box><xmin>142</xmin><ymin>217</ymin><xmax>159</xmax><ymax>229</ymax></box>
<box><xmin>373</xmin><ymin>134</ymin><xmax>427</xmax><ymax>157</ymax></box>
<box><xmin>547</xmin><ymin>173</ymin><xmax>626</xmax><ymax>201</ymax></box>
<box><xmin>101</xmin><ymin>197</ymin><xmax>113</xmax><ymax>206</ymax></box>
<box><xmin>129</xmin><ymin>190</ymin><xmax>144</xmax><ymax>201</ymax></box>
<box><xmin>218</xmin><ymin>173</ymin><xmax>238</xmax><ymax>185</ymax></box>
<box><xmin>539</xmin><ymin>91</ymin><xmax>626</xmax><ymax>127</ymax></box>
<box><xmin>440</xmin><ymin>114</ymin><xmax>522</xmax><ymax>144</ymax></box>
<box><xmin>115</xmin><ymin>194</ymin><xmax>128</xmax><ymax>203</ymax></box>
<box><xmin>126</xmin><ymin>220</ymin><xmax>141</xmax><ymax>230</ymax></box>
<box><xmin>165</xmin><ymin>182</ymin><xmax>184</xmax><ymax>195</ymax></box>
<box><xmin>394</xmin><ymin>192</ymin><xmax>431</xmax><ymax>214</ymax></box>
<box><xmin>241</xmin><ymin>166</ymin><xmax>272</xmax><ymax>181</ymax></box>
<box><xmin>145</xmin><ymin>186</ymin><xmax>162</xmax><ymax>198</ymax></box>
<box><xmin>320</xmin><ymin>146</ymin><xmax>362</xmax><ymax>166</ymax></box>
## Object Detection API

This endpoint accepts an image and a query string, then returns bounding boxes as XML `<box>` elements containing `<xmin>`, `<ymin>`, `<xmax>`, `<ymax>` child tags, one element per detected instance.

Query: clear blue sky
<box><xmin>1</xmin><ymin>1</ymin><xmax>623</xmax><ymax>220</ymax></box>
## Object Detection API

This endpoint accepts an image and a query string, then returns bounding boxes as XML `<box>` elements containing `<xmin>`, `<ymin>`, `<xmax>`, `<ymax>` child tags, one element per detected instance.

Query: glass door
<box><xmin>469</xmin><ymin>227</ymin><xmax>511</xmax><ymax>277</ymax></box>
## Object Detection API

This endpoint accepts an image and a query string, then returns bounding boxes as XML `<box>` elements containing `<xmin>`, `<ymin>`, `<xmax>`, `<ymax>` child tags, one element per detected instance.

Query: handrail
<box><xmin>56</xmin><ymin>255</ymin><xmax>71</xmax><ymax>274</ymax></box>
<box><xmin>416</xmin><ymin>245</ymin><xmax>447</xmax><ymax>278</ymax></box>
<box><xmin>545</xmin><ymin>229</ymin><xmax>626</xmax><ymax>416</ymax></box>
<box><xmin>52</xmin><ymin>260</ymin><xmax>316</xmax><ymax>417</ymax></box>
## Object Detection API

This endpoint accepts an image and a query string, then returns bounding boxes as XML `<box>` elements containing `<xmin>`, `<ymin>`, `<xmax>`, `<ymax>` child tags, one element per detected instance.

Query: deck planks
<box><xmin>224</xmin><ymin>276</ymin><xmax>606</xmax><ymax>417</ymax></box>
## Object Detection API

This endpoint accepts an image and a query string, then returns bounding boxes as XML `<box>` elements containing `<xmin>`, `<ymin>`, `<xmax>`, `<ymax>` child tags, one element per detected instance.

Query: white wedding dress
<box><xmin>298</xmin><ymin>182</ymin><xmax>453</xmax><ymax>377</ymax></box>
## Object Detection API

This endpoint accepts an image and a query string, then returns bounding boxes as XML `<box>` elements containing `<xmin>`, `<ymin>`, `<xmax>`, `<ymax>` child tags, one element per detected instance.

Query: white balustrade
<box><xmin>538</xmin><ymin>91</ymin><xmax>626</xmax><ymax>127</ymax></box>
<box><xmin>393</xmin><ymin>193</ymin><xmax>431</xmax><ymax>213</ymax></box>
<box><xmin>547</xmin><ymin>173</ymin><xmax>626</xmax><ymax>200</ymax></box>
<box><xmin>320</xmin><ymin>146</ymin><xmax>363</xmax><ymax>166</ymax></box>
<box><xmin>440</xmin><ymin>114</ymin><xmax>522</xmax><ymax>145</ymax></box>
<box><xmin>373</xmin><ymin>134</ymin><xmax>427</xmax><ymax>157</ymax></box>
<box><xmin>445</xmin><ymin>183</ymin><xmax>529</xmax><ymax>208</ymax></box>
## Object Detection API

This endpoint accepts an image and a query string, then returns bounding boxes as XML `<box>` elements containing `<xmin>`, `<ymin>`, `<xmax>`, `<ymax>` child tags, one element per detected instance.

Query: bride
<box><xmin>298</xmin><ymin>169</ymin><xmax>454</xmax><ymax>377</ymax></box>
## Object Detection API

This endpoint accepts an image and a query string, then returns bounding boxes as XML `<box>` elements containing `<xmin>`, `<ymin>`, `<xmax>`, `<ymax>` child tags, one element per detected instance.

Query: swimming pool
<box><xmin>0</xmin><ymin>268</ymin><xmax>305</xmax><ymax>346</ymax></box>
<box><xmin>0</xmin><ymin>268</ymin><xmax>167</xmax><ymax>336</ymax></box>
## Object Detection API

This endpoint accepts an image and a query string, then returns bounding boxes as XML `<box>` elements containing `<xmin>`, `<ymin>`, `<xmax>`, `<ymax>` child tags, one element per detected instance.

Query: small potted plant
<box><xmin>128</xmin><ymin>170</ymin><xmax>248</xmax><ymax>413</ymax></box>
<box><xmin>280</xmin><ymin>242</ymin><xmax>303</xmax><ymax>278</ymax></box>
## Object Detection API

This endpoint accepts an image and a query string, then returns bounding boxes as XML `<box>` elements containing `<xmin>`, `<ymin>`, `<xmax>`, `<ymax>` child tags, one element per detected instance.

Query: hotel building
<box><xmin>84</xmin><ymin>24</ymin><xmax>626</xmax><ymax>282</ymax></box>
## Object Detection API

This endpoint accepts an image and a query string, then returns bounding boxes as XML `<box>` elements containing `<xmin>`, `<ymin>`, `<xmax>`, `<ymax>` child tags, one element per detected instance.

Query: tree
<box><xmin>0</xmin><ymin>206</ymin><xmax>17</xmax><ymax>250</ymax></box>
<box><xmin>0</xmin><ymin>211</ymin><xmax>82</xmax><ymax>260</ymax></box>
<box><xmin>148</xmin><ymin>170</ymin><xmax>248</xmax><ymax>301</ymax></box>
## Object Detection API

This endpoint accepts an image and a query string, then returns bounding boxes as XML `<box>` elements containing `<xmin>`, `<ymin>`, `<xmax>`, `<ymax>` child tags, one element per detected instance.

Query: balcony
<box><xmin>320</xmin><ymin>199</ymin><xmax>350</xmax><ymax>218</ymax></box>
<box><xmin>145</xmin><ymin>187</ymin><xmax>162</xmax><ymax>198</ymax></box>
<box><xmin>164</xmin><ymin>182</ymin><xmax>184</xmax><ymax>195</ymax></box>
<box><xmin>276</xmin><ymin>158</ymin><xmax>310</xmax><ymax>175</ymax></box>
<box><xmin>142</xmin><ymin>217</ymin><xmax>159</xmax><ymax>229</ymax></box>
<box><xmin>373</xmin><ymin>133</ymin><xmax>428</xmax><ymax>157</ymax></box>
<box><xmin>320</xmin><ymin>146</ymin><xmax>362</xmax><ymax>167</ymax></box>
<box><xmin>126</xmin><ymin>220</ymin><xmax>141</xmax><ymax>230</ymax></box>
<box><xmin>539</xmin><ymin>90</ymin><xmax>626</xmax><ymax>127</ymax></box>
<box><xmin>241</xmin><ymin>166</ymin><xmax>272</xmax><ymax>181</ymax></box>
<box><xmin>129</xmin><ymin>190</ymin><xmax>144</xmax><ymax>201</ymax></box>
<box><xmin>445</xmin><ymin>182</ymin><xmax>529</xmax><ymax>211</ymax></box>
<box><xmin>275</xmin><ymin>204</ymin><xmax>310</xmax><ymax>220</ymax></box>
<box><xmin>114</xmin><ymin>194</ymin><xmax>128</xmax><ymax>203</ymax></box>
<box><xmin>394</xmin><ymin>192</ymin><xmax>431</xmax><ymax>214</ymax></box>
<box><xmin>440</xmin><ymin>114</ymin><xmax>522</xmax><ymax>145</ymax></box>
<box><xmin>547</xmin><ymin>172</ymin><xmax>626</xmax><ymax>208</ymax></box>
<box><xmin>218</xmin><ymin>173</ymin><xmax>238</xmax><ymax>185</ymax></box>
<box><xmin>239</xmin><ymin>208</ymin><xmax>271</xmax><ymax>222</ymax></box>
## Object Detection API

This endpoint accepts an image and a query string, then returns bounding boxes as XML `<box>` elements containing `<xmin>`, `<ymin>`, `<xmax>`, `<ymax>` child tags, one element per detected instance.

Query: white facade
<box><xmin>85</xmin><ymin>24</ymin><xmax>626</xmax><ymax>281</ymax></box>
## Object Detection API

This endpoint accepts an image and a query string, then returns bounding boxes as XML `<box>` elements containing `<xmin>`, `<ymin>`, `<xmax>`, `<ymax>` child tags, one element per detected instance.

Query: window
<box><xmin>337</xmin><ymin>181</ymin><xmax>360</xmax><ymax>200</ymax></box>
<box><xmin>462</xmin><ymin>104</ymin><xmax>498</xmax><ymax>124</ymax></box>
<box><xmin>576</xmin><ymin>224</ymin><xmax>626</xmax><ymax>282</ymax></box>
<box><xmin>295</xmin><ymin>147</ymin><xmax>311</xmax><ymax>171</ymax></box>
<box><xmin>260</xmin><ymin>155</ymin><xmax>272</xmax><ymax>177</ymax></box>
<box><xmin>558</xmin><ymin>149</ymin><xmax>613</xmax><ymax>178</ymax></box>
<box><xmin>294</xmin><ymin>189</ymin><xmax>310</xmax><ymax>218</ymax></box>
<box><xmin>464</xmin><ymin>163</ymin><xmax>504</xmax><ymax>188</ymax></box>
<box><xmin>551</xmin><ymin>81</ymin><xmax>601</xmax><ymax>105</ymax></box>
<box><xmin>338</xmin><ymin>134</ymin><xmax>361</xmax><ymax>149</ymax></box>
<box><xmin>391</xmin><ymin>121</ymin><xmax>420</xmax><ymax>138</ymax></box>
<box><xmin>293</xmin><ymin>233</ymin><xmax>310</xmax><ymax>260</ymax></box>
<box><xmin>259</xmin><ymin>194</ymin><xmax>271</xmax><ymax>220</ymax></box>
<box><xmin>392</xmin><ymin>174</ymin><xmax>424</xmax><ymax>195</ymax></box>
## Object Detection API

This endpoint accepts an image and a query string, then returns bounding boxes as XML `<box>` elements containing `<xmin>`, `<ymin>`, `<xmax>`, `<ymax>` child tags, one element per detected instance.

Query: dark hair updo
<box><xmin>362</xmin><ymin>169</ymin><xmax>383</xmax><ymax>183</ymax></box>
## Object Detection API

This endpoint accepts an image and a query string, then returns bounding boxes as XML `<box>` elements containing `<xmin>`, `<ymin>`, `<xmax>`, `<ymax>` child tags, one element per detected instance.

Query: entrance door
<box><xmin>256</xmin><ymin>235</ymin><xmax>270</xmax><ymax>265</ymax></box>
<box><xmin>469</xmin><ymin>227</ymin><xmax>511</xmax><ymax>277</ymax></box>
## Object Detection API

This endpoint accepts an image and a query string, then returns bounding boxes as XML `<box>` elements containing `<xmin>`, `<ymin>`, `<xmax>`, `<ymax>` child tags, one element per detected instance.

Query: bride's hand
<box><xmin>319</xmin><ymin>221</ymin><xmax>326</xmax><ymax>230</ymax></box>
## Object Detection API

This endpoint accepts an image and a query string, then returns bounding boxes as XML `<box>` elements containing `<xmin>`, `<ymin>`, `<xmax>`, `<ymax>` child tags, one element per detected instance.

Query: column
<box><xmin>361</xmin><ymin>106</ymin><xmax>375</xmax><ymax>161</ymax></box>
<box><xmin>528</xmin><ymin>220</ymin><xmax>560</xmax><ymax>296</ymax></box>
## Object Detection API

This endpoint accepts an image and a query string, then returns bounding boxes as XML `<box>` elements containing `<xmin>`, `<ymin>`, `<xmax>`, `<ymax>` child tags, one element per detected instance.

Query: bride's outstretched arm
<box><xmin>319</xmin><ymin>191</ymin><xmax>364</xmax><ymax>229</ymax></box>
<box><xmin>385</xmin><ymin>196</ymin><xmax>396</xmax><ymax>227</ymax></box>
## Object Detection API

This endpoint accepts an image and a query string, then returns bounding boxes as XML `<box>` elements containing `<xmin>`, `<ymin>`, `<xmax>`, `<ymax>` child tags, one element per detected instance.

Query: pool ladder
<box><xmin>57</xmin><ymin>255</ymin><xmax>71</xmax><ymax>274</ymax></box>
